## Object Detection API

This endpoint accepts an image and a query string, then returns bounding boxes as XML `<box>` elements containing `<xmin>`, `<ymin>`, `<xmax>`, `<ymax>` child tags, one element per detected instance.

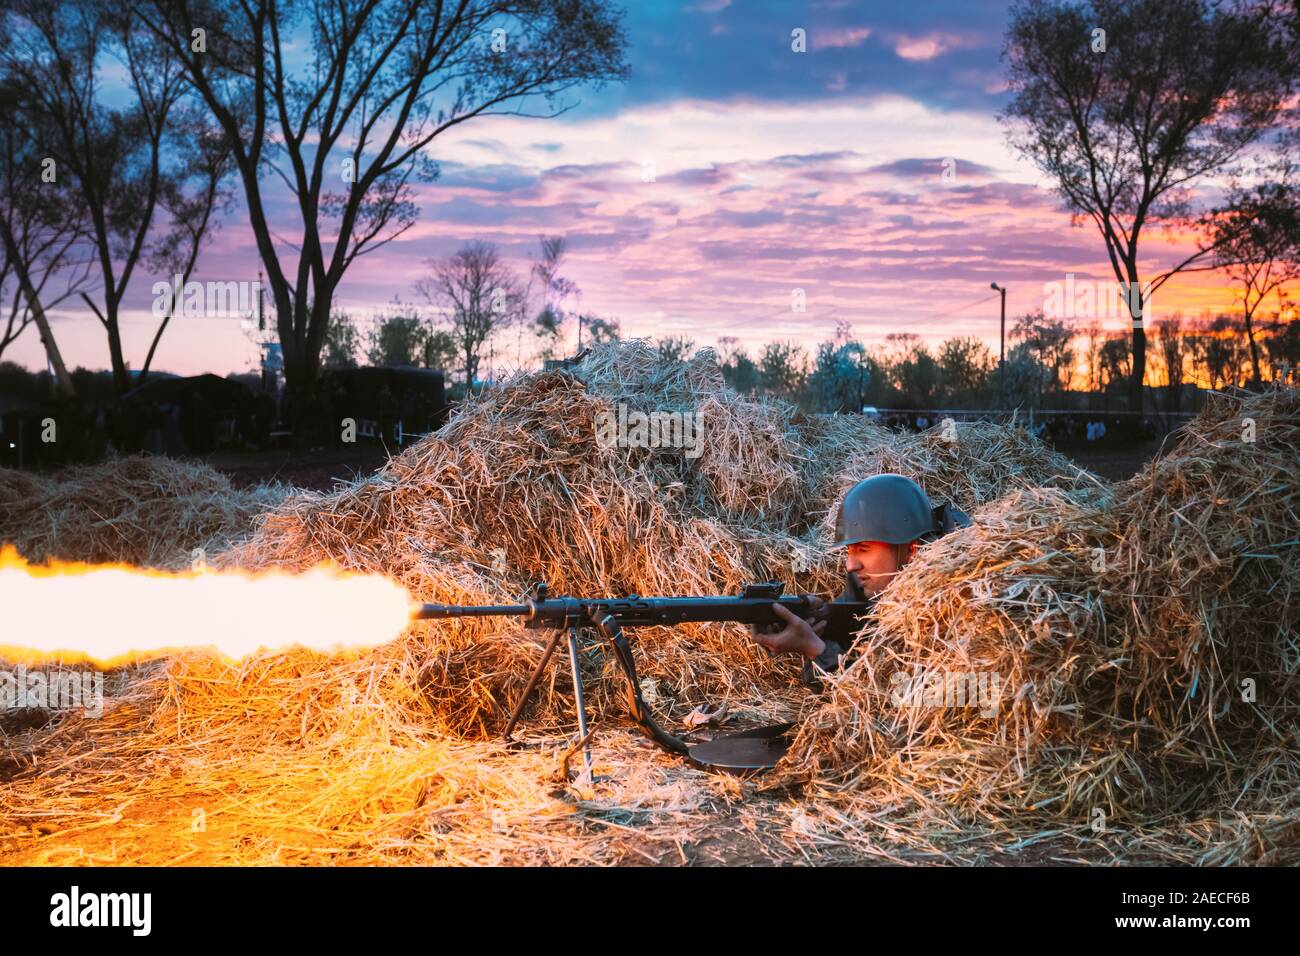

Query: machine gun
<box><xmin>411</xmin><ymin>582</ymin><xmax>872</xmax><ymax>773</ymax></box>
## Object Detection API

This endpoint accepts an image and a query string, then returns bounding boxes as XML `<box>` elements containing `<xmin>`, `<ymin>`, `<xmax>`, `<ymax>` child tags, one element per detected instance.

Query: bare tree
<box><xmin>3</xmin><ymin>0</ymin><xmax>233</xmax><ymax>393</ymax></box>
<box><xmin>417</xmin><ymin>241</ymin><xmax>523</xmax><ymax>389</ymax></box>
<box><xmin>0</xmin><ymin>76</ymin><xmax>89</xmax><ymax>394</ymax></box>
<box><xmin>0</xmin><ymin>186</ymin><xmax>88</xmax><ymax>368</ymax></box>
<box><xmin>141</xmin><ymin>0</ymin><xmax>628</xmax><ymax>404</ymax></box>
<box><xmin>1001</xmin><ymin>0</ymin><xmax>1297</xmax><ymax>416</ymax></box>
<box><xmin>139</xmin><ymin>112</ymin><xmax>237</xmax><ymax>384</ymax></box>
<box><xmin>530</xmin><ymin>234</ymin><xmax>580</xmax><ymax>358</ymax></box>
<box><xmin>1205</xmin><ymin>175</ymin><xmax>1300</xmax><ymax>385</ymax></box>
<box><xmin>0</xmin><ymin>209</ymin><xmax>84</xmax><ymax>397</ymax></box>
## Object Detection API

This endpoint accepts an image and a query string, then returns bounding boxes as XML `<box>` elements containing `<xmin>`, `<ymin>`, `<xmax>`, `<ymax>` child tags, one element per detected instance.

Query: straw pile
<box><xmin>0</xmin><ymin>456</ymin><xmax>287</xmax><ymax>569</ymax></box>
<box><xmin>778</xmin><ymin>386</ymin><xmax>1300</xmax><ymax>862</ymax></box>
<box><xmin>216</xmin><ymin>340</ymin><xmax>1092</xmax><ymax>741</ymax></box>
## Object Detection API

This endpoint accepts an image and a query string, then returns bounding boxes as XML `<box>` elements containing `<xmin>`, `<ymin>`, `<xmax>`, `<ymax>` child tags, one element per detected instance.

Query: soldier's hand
<box><xmin>750</xmin><ymin>602</ymin><xmax>827</xmax><ymax>659</ymax></box>
<box><xmin>803</xmin><ymin>596</ymin><xmax>829</xmax><ymax>622</ymax></box>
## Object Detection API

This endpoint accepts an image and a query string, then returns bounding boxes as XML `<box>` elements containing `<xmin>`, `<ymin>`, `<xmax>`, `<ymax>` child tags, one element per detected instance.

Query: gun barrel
<box><xmin>411</xmin><ymin>603</ymin><xmax>530</xmax><ymax>620</ymax></box>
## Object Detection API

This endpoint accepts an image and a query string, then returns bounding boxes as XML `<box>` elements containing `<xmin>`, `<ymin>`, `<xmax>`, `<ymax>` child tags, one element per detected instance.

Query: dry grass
<box><xmin>0</xmin><ymin>456</ymin><xmax>288</xmax><ymax>569</ymax></box>
<box><xmin>0</xmin><ymin>658</ymin><xmax>732</xmax><ymax>866</ymax></box>
<box><xmin>7</xmin><ymin>342</ymin><xmax>1291</xmax><ymax>865</ymax></box>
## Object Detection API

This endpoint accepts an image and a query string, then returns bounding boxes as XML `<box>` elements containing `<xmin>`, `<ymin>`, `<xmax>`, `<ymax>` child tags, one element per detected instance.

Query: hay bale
<box><xmin>0</xmin><ymin>456</ymin><xmax>288</xmax><ymax>569</ymax></box>
<box><xmin>224</xmin><ymin>368</ymin><xmax>810</xmax><ymax>736</ymax></box>
<box><xmin>778</xmin><ymin>488</ymin><xmax>1127</xmax><ymax>809</ymax></box>
<box><xmin>574</xmin><ymin>339</ymin><xmax>724</xmax><ymax>408</ymax></box>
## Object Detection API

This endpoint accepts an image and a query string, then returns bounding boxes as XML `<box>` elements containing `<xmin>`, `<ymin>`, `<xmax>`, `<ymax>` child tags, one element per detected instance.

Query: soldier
<box><xmin>751</xmin><ymin>473</ymin><xmax>970</xmax><ymax>684</ymax></box>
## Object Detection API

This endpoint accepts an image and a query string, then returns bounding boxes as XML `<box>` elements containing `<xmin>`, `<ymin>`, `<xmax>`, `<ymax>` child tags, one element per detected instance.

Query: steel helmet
<box><xmin>834</xmin><ymin>474</ymin><xmax>938</xmax><ymax>548</ymax></box>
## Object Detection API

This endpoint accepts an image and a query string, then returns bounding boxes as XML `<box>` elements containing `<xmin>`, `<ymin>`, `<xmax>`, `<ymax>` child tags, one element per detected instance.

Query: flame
<box><xmin>0</xmin><ymin>546</ymin><xmax>414</xmax><ymax>666</ymax></box>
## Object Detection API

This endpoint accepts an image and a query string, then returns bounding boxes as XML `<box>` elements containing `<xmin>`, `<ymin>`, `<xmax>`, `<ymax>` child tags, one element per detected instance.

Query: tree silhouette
<box><xmin>140</xmin><ymin>0</ymin><xmax>628</xmax><ymax>404</ymax></box>
<box><xmin>1001</xmin><ymin>0</ymin><xmax>1296</xmax><ymax>415</ymax></box>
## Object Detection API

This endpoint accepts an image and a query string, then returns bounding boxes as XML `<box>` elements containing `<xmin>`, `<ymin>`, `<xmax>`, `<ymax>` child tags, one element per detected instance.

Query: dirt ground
<box><xmin>202</xmin><ymin>445</ymin><xmax>392</xmax><ymax>491</ymax></box>
<box><xmin>1050</xmin><ymin>439</ymin><xmax>1166</xmax><ymax>481</ymax></box>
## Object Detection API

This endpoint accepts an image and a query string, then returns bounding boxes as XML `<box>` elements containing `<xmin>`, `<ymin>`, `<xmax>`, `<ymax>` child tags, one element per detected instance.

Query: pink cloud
<box><xmin>894</xmin><ymin>32</ymin><xmax>970</xmax><ymax>61</ymax></box>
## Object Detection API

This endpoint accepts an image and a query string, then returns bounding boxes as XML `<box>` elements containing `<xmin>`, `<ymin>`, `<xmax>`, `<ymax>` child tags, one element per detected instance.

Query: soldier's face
<box><xmin>844</xmin><ymin>540</ymin><xmax>916</xmax><ymax>597</ymax></box>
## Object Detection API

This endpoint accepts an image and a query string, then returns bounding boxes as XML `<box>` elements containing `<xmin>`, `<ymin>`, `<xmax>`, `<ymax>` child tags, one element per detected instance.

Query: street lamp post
<box><xmin>857</xmin><ymin>351</ymin><xmax>865</xmax><ymax>413</ymax></box>
<box><xmin>990</xmin><ymin>282</ymin><xmax>1007</xmax><ymax>410</ymax></box>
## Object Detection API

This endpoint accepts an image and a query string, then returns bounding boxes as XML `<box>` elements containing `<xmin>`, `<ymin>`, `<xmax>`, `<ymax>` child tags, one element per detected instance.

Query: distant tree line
<box><xmin>699</xmin><ymin>311</ymin><xmax>1300</xmax><ymax>415</ymax></box>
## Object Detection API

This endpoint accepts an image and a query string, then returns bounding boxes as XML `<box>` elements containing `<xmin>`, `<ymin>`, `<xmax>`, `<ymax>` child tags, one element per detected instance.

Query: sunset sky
<box><xmin>8</xmin><ymin>0</ymin><xmax>1249</xmax><ymax>379</ymax></box>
